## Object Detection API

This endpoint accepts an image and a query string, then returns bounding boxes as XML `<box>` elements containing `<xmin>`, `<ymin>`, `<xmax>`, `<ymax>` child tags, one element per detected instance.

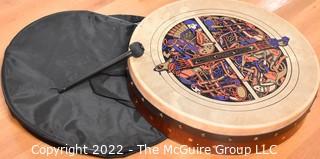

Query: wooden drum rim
<box><xmin>128</xmin><ymin>0</ymin><xmax>320</xmax><ymax>136</ymax></box>
<box><xmin>127</xmin><ymin>76</ymin><xmax>309</xmax><ymax>149</ymax></box>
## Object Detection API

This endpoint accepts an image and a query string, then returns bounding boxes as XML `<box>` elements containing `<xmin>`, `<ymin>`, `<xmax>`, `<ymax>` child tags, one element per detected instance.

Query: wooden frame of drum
<box><xmin>128</xmin><ymin>0</ymin><xmax>319</xmax><ymax>152</ymax></box>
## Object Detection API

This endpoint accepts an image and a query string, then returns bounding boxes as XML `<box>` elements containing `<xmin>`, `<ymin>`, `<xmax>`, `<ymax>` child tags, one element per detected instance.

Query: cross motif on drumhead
<box><xmin>154</xmin><ymin>15</ymin><xmax>289</xmax><ymax>102</ymax></box>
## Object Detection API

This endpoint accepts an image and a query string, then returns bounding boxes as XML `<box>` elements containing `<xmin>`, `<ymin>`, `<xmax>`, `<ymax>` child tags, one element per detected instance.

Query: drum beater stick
<box><xmin>57</xmin><ymin>42</ymin><xmax>144</xmax><ymax>94</ymax></box>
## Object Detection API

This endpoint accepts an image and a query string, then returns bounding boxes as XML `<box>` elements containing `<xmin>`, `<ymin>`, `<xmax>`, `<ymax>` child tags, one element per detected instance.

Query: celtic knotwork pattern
<box><xmin>154</xmin><ymin>16</ymin><xmax>289</xmax><ymax>102</ymax></box>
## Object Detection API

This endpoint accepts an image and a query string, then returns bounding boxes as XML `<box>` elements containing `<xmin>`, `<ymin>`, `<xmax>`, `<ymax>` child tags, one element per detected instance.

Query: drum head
<box><xmin>128</xmin><ymin>0</ymin><xmax>320</xmax><ymax>136</ymax></box>
<box><xmin>2</xmin><ymin>11</ymin><xmax>165</xmax><ymax>157</ymax></box>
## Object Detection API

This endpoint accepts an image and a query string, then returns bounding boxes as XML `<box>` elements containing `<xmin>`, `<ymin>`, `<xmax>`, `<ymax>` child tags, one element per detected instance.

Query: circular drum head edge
<box><xmin>128</xmin><ymin>0</ymin><xmax>320</xmax><ymax>136</ymax></box>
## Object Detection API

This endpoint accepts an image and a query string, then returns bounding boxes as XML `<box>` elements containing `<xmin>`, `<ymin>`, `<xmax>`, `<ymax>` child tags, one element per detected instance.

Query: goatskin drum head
<box><xmin>128</xmin><ymin>0</ymin><xmax>320</xmax><ymax>136</ymax></box>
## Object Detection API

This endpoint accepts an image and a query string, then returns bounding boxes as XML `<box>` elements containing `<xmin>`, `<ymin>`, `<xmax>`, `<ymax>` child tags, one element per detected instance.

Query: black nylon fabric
<box><xmin>2</xmin><ymin>11</ymin><xmax>165</xmax><ymax>157</ymax></box>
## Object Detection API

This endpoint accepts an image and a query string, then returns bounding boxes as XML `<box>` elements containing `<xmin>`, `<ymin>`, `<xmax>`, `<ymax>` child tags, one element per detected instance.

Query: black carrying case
<box><xmin>2</xmin><ymin>11</ymin><xmax>165</xmax><ymax>158</ymax></box>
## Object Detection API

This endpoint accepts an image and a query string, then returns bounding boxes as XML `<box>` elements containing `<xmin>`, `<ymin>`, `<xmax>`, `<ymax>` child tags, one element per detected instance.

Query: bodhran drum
<box><xmin>127</xmin><ymin>0</ymin><xmax>320</xmax><ymax>152</ymax></box>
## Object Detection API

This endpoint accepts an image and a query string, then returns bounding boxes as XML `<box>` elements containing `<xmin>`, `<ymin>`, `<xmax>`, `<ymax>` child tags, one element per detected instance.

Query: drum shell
<box><xmin>127</xmin><ymin>76</ymin><xmax>309</xmax><ymax>153</ymax></box>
